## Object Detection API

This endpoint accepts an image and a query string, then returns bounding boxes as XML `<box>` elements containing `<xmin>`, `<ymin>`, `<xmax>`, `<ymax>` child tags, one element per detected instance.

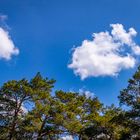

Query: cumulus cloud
<box><xmin>0</xmin><ymin>27</ymin><xmax>19</xmax><ymax>60</ymax></box>
<box><xmin>68</xmin><ymin>23</ymin><xmax>140</xmax><ymax>79</ymax></box>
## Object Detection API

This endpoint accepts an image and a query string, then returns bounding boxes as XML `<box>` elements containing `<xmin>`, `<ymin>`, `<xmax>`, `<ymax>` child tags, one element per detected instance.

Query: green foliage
<box><xmin>0</xmin><ymin>68</ymin><xmax>140</xmax><ymax>139</ymax></box>
<box><xmin>118</xmin><ymin>66</ymin><xmax>140</xmax><ymax>139</ymax></box>
<box><xmin>53</xmin><ymin>90</ymin><xmax>102</xmax><ymax>137</ymax></box>
<box><xmin>81</xmin><ymin>105</ymin><xmax>126</xmax><ymax>140</ymax></box>
<box><xmin>0</xmin><ymin>78</ymin><xmax>32</xmax><ymax>139</ymax></box>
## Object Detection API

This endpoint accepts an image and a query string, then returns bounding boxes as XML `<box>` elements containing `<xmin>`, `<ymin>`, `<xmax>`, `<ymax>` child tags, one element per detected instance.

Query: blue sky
<box><xmin>0</xmin><ymin>0</ymin><xmax>140</xmax><ymax>106</ymax></box>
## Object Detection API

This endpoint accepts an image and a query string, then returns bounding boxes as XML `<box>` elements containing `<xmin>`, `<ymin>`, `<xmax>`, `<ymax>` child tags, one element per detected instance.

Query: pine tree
<box><xmin>0</xmin><ymin>79</ymin><xmax>32</xmax><ymax>140</ymax></box>
<box><xmin>118</xmin><ymin>66</ymin><xmax>140</xmax><ymax>138</ymax></box>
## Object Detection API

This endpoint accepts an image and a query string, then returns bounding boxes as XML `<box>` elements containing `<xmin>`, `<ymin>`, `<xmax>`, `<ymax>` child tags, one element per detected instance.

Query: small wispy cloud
<box><xmin>79</xmin><ymin>88</ymin><xmax>94</xmax><ymax>98</ymax></box>
<box><xmin>69</xmin><ymin>87</ymin><xmax>94</xmax><ymax>98</ymax></box>
<box><xmin>0</xmin><ymin>14</ymin><xmax>8</xmax><ymax>22</ymax></box>
<box><xmin>68</xmin><ymin>23</ymin><xmax>140</xmax><ymax>79</ymax></box>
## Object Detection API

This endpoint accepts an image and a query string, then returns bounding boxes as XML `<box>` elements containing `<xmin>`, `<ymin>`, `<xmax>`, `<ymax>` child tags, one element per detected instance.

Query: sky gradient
<box><xmin>0</xmin><ymin>0</ymin><xmax>140</xmax><ymax>106</ymax></box>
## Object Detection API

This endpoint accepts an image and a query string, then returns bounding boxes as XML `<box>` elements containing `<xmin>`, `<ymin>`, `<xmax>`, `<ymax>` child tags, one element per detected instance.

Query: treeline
<box><xmin>0</xmin><ymin>67</ymin><xmax>140</xmax><ymax>140</ymax></box>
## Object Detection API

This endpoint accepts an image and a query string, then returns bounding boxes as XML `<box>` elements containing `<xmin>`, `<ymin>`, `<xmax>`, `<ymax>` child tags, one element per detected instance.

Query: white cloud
<box><xmin>68</xmin><ymin>23</ymin><xmax>140</xmax><ymax>79</ymax></box>
<box><xmin>111</xmin><ymin>24</ymin><xmax>137</xmax><ymax>45</ymax></box>
<box><xmin>0</xmin><ymin>27</ymin><xmax>19</xmax><ymax>60</ymax></box>
<box><xmin>79</xmin><ymin>88</ymin><xmax>94</xmax><ymax>98</ymax></box>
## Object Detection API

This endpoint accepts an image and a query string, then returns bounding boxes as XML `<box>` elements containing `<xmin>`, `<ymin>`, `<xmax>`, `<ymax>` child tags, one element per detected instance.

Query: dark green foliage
<box><xmin>81</xmin><ymin>105</ymin><xmax>126</xmax><ymax>140</ymax></box>
<box><xmin>0</xmin><ymin>79</ymin><xmax>32</xmax><ymax>139</ymax></box>
<box><xmin>118</xmin><ymin>67</ymin><xmax>140</xmax><ymax>138</ymax></box>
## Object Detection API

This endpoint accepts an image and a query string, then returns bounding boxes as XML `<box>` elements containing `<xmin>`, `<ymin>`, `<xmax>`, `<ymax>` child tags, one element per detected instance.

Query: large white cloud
<box><xmin>68</xmin><ymin>24</ymin><xmax>140</xmax><ymax>80</ymax></box>
<box><xmin>0</xmin><ymin>27</ymin><xmax>19</xmax><ymax>60</ymax></box>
